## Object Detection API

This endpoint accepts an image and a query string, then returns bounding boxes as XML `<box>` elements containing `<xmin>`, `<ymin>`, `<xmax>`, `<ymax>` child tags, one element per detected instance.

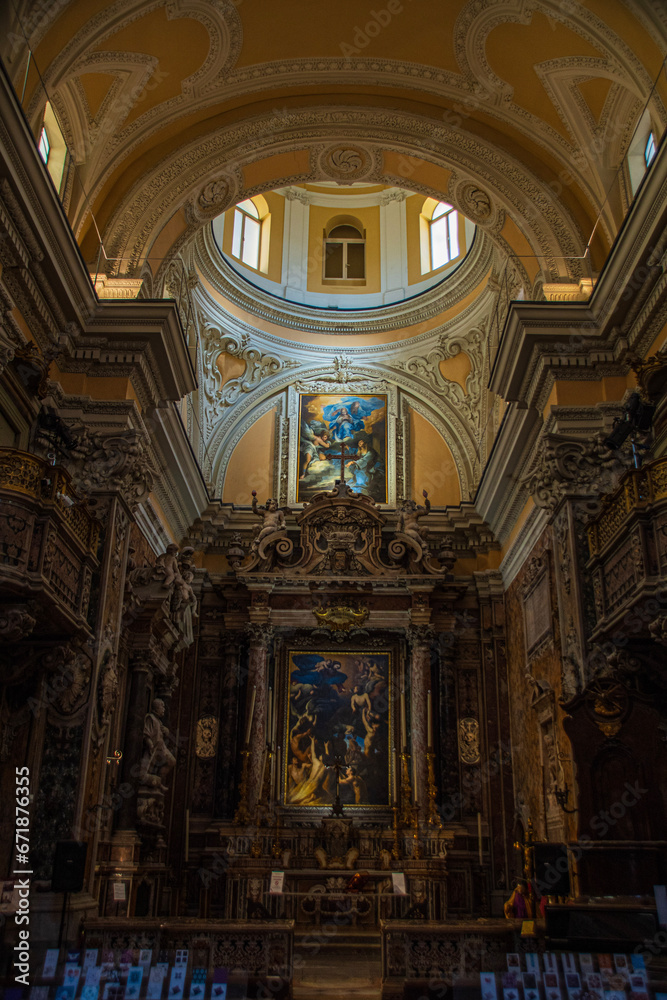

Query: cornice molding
<box><xmin>192</xmin><ymin>222</ymin><xmax>496</xmax><ymax>336</ymax></box>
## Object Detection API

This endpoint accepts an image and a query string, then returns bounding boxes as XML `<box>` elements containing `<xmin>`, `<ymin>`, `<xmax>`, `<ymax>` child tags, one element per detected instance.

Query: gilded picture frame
<box><xmin>283</xmin><ymin>649</ymin><xmax>393</xmax><ymax>809</ymax></box>
<box><xmin>287</xmin><ymin>383</ymin><xmax>397</xmax><ymax>507</ymax></box>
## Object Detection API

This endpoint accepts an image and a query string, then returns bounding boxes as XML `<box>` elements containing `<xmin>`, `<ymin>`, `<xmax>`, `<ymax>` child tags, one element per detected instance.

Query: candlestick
<box><xmin>477</xmin><ymin>811</ymin><xmax>483</xmax><ymax>865</ymax></box>
<box><xmin>400</xmin><ymin>690</ymin><xmax>407</xmax><ymax>748</ymax></box>
<box><xmin>244</xmin><ymin>685</ymin><xmax>256</xmax><ymax>746</ymax></box>
<box><xmin>426</xmin><ymin>750</ymin><xmax>441</xmax><ymax>827</ymax></box>
<box><xmin>392</xmin><ymin>747</ymin><xmax>397</xmax><ymax>803</ymax></box>
<box><xmin>427</xmin><ymin>689</ymin><xmax>432</xmax><ymax>747</ymax></box>
<box><xmin>234</xmin><ymin>749</ymin><xmax>251</xmax><ymax>825</ymax></box>
<box><xmin>392</xmin><ymin>806</ymin><xmax>401</xmax><ymax>860</ymax></box>
<box><xmin>412</xmin><ymin>752</ymin><xmax>418</xmax><ymax>806</ymax></box>
<box><xmin>399</xmin><ymin>749</ymin><xmax>412</xmax><ymax>826</ymax></box>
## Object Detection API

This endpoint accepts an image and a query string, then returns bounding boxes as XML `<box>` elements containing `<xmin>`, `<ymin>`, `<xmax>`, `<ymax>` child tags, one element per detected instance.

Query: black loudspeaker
<box><xmin>534</xmin><ymin>842</ymin><xmax>570</xmax><ymax>897</ymax></box>
<box><xmin>52</xmin><ymin>841</ymin><xmax>87</xmax><ymax>893</ymax></box>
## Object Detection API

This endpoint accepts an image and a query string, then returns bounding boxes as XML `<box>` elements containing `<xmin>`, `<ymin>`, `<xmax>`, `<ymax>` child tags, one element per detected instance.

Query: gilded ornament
<box><xmin>458</xmin><ymin>717</ymin><xmax>480</xmax><ymax>765</ymax></box>
<box><xmin>312</xmin><ymin>605</ymin><xmax>369</xmax><ymax>632</ymax></box>
<box><xmin>196</xmin><ymin>715</ymin><xmax>219</xmax><ymax>759</ymax></box>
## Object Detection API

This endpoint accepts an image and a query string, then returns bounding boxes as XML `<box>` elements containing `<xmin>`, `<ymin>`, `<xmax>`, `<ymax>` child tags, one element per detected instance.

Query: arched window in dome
<box><xmin>323</xmin><ymin>219</ymin><xmax>366</xmax><ymax>282</ymax></box>
<box><xmin>231</xmin><ymin>198</ymin><xmax>266</xmax><ymax>270</ymax></box>
<box><xmin>420</xmin><ymin>199</ymin><xmax>459</xmax><ymax>274</ymax></box>
<box><xmin>626</xmin><ymin>109</ymin><xmax>659</xmax><ymax>198</ymax></box>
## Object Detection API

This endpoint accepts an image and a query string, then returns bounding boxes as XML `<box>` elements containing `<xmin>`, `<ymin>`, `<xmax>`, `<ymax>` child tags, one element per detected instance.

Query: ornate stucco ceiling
<box><xmin>3</xmin><ymin>0</ymin><xmax>666</xmax><ymax>286</ymax></box>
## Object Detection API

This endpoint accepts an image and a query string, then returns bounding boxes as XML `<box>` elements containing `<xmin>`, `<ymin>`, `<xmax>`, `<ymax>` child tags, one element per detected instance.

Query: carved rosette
<box><xmin>317</xmin><ymin>144</ymin><xmax>376</xmax><ymax>183</ymax></box>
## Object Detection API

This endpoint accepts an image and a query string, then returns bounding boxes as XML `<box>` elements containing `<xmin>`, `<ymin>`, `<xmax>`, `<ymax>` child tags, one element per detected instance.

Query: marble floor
<box><xmin>292</xmin><ymin>929</ymin><xmax>382</xmax><ymax>999</ymax></box>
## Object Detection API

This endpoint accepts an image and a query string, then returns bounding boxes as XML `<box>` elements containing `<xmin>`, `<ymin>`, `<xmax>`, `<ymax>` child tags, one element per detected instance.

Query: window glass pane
<box><xmin>346</xmin><ymin>242</ymin><xmax>365</xmax><ymax>278</ymax></box>
<box><xmin>645</xmin><ymin>133</ymin><xmax>656</xmax><ymax>168</ymax></box>
<box><xmin>237</xmin><ymin>198</ymin><xmax>259</xmax><ymax>218</ymax></box>
<box><xmin>430</xmin><ymin>215</ymin><xmax>449</xmax><ymax>269</ymax></box>
<box><xmin>447</xmin><ymin>211</ymin><xmax>459</xmax><ymax>260</ymax></box>
<box><xmin>232</xmin><ymin>209</ymin><xmax>243</xmax><ymax>258</ymax></box>
<box><xmin>329</xmin><ymin>224</ymin><xmax>362</xmax><ymax>239</ymax></box>
<box><xmin>324</xmin><ymin>241</ymin><xmax>344</xmax><ymax>278</ymax></box>
<box><xmin>431</xmin><ymin>201</ymin><xmax>452</xmax><ymax>220</ymax></box>
<box><xmin>38</xmin><ymin>127</ymin><xmax>50</xmax><ymax>164</ymax></box>
<box><xmin>241</xmin><ymin>216</ymin><xmax>260</xmax><ymax>267</ymax></box>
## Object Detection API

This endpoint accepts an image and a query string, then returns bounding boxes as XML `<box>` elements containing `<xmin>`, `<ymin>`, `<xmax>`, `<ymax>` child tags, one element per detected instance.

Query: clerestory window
<box><xmin>323</xmin><ymin>223</ymin><xmax>366</xmax><ymax>281</ymax></box>
<box><xmin>232</xmin><ymin>198</ymin><xmax>262</xmax><ymax>270</ymax></box>
<box><xmin>424</xmin><ymin>201</ymin><xmax>459</xmax><ymax>272</ymax></box>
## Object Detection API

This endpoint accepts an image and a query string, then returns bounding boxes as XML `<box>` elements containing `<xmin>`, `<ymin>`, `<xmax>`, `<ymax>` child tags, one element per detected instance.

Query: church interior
<box><xmin>0</xmin><ymin>1</ymin><xmax>667</xmax><ymax>997</ymax></box>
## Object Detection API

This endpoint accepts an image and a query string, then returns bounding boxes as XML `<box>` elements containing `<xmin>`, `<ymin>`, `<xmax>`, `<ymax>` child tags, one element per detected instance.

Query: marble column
<box><xmin>407</xmin><ymin>626</ymin><xmax>435</xmax><ymax>812</ymax></box>
<box><xmin>116</xmin><ymin>653</ymin><xmax>154</xmax><ymax>831</ymax></box>
<box><xmin>244</xmin><ymin>624</ymin><xmax>274</xmax><ymax>814</ymax></box>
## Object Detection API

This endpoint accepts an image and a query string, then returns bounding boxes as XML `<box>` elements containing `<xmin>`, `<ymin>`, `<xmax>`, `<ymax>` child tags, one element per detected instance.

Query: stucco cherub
<box><xmin>397</xmin><ymin>489</ymin><xmax>431</xmax><ymax>546</ymax></box>
<box><xmin>250</xmin><ymin>491</ymin><xmax>291</xmax><ymax>551</ymax></box>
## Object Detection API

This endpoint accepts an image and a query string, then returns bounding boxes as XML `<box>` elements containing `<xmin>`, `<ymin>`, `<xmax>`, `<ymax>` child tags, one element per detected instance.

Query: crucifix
<box><xmin>330</xmin><ymin>753</ymin><xmax>345</xmax><ymax>816</ymax></box>
<box><xmin>339</xmin><ymin>441</ymin><xmax>348</xmax><ymax>483</ymax></box>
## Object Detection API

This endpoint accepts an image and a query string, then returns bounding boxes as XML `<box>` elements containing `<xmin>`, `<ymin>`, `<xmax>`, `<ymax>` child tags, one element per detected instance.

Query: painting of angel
<box><xmin>297</xmin><ymin>393</ymin><xmax>387</xmax><ymax>503</ymax></box>
<box><xmin>285</xmin><ymin>650</ymin><xmax>391</xmax><ymax>807</ymax></box>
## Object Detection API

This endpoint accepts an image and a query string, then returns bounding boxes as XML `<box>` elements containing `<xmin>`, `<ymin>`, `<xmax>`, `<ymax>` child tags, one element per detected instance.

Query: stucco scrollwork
<box><xmin>524</xmin><ymin>432</ymin><xmax>632</xmax><ymax>512</ymax></box>
<box><xmin>201</xmin><ymin>322</ymin><xmax>300</xmax><ymax>435</ymax></box>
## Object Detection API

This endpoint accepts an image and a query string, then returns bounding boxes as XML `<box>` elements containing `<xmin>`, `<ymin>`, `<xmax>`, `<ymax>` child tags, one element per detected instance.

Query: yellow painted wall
<box><xmin>439</xmin><ymin>352</ymin><xmax>471</xmax><ymax>393</ymax></box>
<box><xmin>408</xmin><ymin>408</ymin><xmax>461</xmax><ymax>506</ymax></box>
<box><xmin>222</xmin><ymin>408</ymin><xmax>276</xmax><ymax>503</ymax></box>
<box><xmin>306</xmin><ymin>203</ymin><xmax>381</xmax><ymax>295</ymax></box>
<box><xmin>541</xmin><ymin>376</ymin><xmax>629</xmax><ymax>418</ymax></box>
<box><xmin>382</xmin><ymin>153</ymin><xmax>452</xmax><ymax>198</ymax></box>
<box><xmin>217</xmin><ymin>352</ymin><xmax>246</xmax><ymax>386</ymax></box>
<box><xmin>243</xmin><ymin>150</ymin><xmax>311</xmax><ymax>190</ymax></box>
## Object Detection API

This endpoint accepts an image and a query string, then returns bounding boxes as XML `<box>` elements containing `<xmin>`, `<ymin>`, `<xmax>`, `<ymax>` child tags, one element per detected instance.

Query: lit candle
<box><xmin>184</xmin><ymin>808</ymin><xmax>190</xmax><ymax>862</ymax></box>
<box><xmin>267</xmin><ymin>688</ymin><xmax>273</xmax><ymax>746</ymax></box>
<box><xmin>477</xmin><ymin>811</ymin><xmax>483</xmax><ymax>866</ymax></box>
<box><xmin>245</xmin><ymin>685</ymin><xmax>256</xmax><ymax>746</ymax></box>
<box><xmin>400</xmin><ymin>691</ymin><xmax>407</xmax><ymax>748</ymax></box>
<box><xmin>427</xmin><ymin>690</ymin><xmax>432</xmax><ymax>747</ymax></box>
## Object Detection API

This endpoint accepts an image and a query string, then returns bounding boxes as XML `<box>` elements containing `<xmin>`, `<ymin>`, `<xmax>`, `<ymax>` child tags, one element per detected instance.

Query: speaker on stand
<box><xmin>51</xmin><ymin>841</ymin><xmax>87</xmax><ymax>953</ymax></box>
<box><xmin>534</xmin><ymin>842</ymin><xmax>570</xmax><ymax>898</ymax></box>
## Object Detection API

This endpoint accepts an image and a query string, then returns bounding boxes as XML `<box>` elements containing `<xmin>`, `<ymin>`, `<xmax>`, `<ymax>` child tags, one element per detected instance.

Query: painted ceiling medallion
<box><xmin>319</xmin><ymin>144</ymin><xmax>374</xmax><ymax>182</ymax></box>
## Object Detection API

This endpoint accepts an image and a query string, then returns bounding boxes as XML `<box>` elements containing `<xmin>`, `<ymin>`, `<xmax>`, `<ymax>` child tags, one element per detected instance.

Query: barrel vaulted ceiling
<box><xmin>3</xmin><ymin>0</ymin><xmax>666</xmax><ymax>287</ymax></box>
<box><xmin>2</xmin><ymin>0</ymin><xmax>666</xmax><ymax>509</ymax></box>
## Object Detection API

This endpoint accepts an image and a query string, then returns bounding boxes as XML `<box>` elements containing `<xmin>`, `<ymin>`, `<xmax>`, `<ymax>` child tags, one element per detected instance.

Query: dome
<box><xmin>210</xmin><ymin>184</ymin><xmax>476</xmax><ymax>311</ymax></box>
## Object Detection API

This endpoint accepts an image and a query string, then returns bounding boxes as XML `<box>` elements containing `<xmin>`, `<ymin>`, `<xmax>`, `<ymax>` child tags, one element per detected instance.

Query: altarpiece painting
<box><xmin>285</xmin><ymin>650</ymin><xmax>392</xmax><ymax>808</ymax></box>
<box><xmin>297</xmin><ymin>393</ymin><xmax>387</xmax><ymax>504</ymax></box>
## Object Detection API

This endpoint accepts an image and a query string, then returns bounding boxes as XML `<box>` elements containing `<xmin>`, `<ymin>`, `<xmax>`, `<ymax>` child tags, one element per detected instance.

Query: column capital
<box><xmin>244</xmin><ymin>622</ymin><xmax>274</xmax><ymax>650</ymax></box>
<box><xmin>405</xmin><ymin>624</ymin><xmax>436</xmax><ymax>649</ymax></box>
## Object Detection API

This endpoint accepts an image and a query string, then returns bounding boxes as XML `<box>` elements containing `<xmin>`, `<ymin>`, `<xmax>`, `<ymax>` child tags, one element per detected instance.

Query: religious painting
<box><xmin>285</xmin><ymin>650</ymin><xmax>391</xmax><ymax>807</ymax></box>
<box><xmin>297</xmin><ymin>393</ymin><xmax>387</xmax><ymax>503</ymax></box>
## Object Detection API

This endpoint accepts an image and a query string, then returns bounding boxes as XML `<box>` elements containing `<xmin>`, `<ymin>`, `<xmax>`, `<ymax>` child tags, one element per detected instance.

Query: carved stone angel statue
<box><xmin>250</xmin><ymin>492</ymin><xmax>291</xmax><ymax>551</ymax></box>
<box><xmin>140</xmin><ymin>698</ymin><xmax>176</xmax><ymax>785</ymax></box>
<box><xmin>397</xmin><ymin>489</ymin><xmax>431</xmax><ymax>547</ymax></box>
